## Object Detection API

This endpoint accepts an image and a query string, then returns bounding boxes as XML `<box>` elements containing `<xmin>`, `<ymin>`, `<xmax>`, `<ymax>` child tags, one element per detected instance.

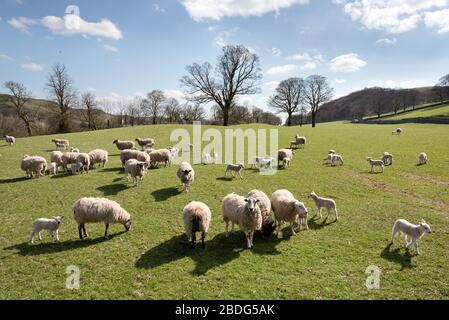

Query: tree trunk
<box><xmin>287</xmin><ymin>113</ymin><xmax>292</xmax><ymax>127</ymax></box>
<box><xmin>25</xmin><ymin>121</ymin><xmax>32</xmax><ymax>136</ymax></box>
<box><xmin>311</xmin><ymin>111</ymin><xmax>316</xmax><ymax>128</ymax></box>
<box><xmin>223</xmin><ymin>108</ymin><xmax>229</xmax><ymax>126</ymax></box>
<box><xmin>152</xmin><ymin>116</ymin><xmax>157</xmax><ymax>125</ymax></box>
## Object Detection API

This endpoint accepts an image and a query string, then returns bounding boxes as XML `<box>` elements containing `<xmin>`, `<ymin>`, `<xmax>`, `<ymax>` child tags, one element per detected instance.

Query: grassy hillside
<box><xmin>381</xmin><ymin>103</ymin><xmax>449</xmax><ymax>120</ymax></box>
<box><xmin>0</xmin><ymin>123</ymin><xmax>448</xmax><ymax>299</ymax></box>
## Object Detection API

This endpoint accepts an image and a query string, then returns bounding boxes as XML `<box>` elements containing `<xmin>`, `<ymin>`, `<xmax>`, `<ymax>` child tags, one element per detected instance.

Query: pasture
<box><xmin>0</xmin><ymin>122</ymin><xmax>448</xmax><ymax>299</ymax></box>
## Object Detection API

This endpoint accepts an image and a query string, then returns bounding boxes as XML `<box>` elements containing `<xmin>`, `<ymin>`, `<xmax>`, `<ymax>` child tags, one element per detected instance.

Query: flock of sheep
<box><xmin>3</xmin><ymin>127</ymin><xmax>433</xmax><ymax>255</ymax></box>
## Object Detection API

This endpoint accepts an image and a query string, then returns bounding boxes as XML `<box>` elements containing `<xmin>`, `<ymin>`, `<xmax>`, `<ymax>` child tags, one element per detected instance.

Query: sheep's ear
<box><xmin>255</xmin><ymin>199</ymin><xmax>260</xmax><ymax>203</ymax></box>
<box><xmin>421</xmin><ymin>219</ymin><xmax>426</xmax><ymax>224</ymax></box>
<box><xmin>244</xmin><ymin>199</ymin><xmax>248</xmax><ymax>202</ymax></box>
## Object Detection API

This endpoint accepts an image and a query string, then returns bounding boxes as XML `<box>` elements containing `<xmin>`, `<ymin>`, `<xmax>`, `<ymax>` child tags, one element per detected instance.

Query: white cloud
<box><xmin>164</xmin><ymin>89</ymin><xmax>187</xmax><ymax>103</ymax></box>
<box><xmin>271</xmin><ymin>47</ymin><xmax>282</xmax><ymax>56</ymax></box>
<box><xmin>287</xmin><ymin>51</ymin><xmax>323</xmax><ymax>70</ymax></box>
<box><xmin>181</xmin><ymin>0</ymin><xmax>310</xmax><ymax>21</ymax></box>
<box><xmin>0</xmin><ymin>54</ymin><xmax>13</xmax><ymax>60</ymax></box>
<box><xmin>330</xmin><ymin>53</ymin><xmax>367</xmax><ymax>73</ymax></box>
<box><xmin>424</xmin><ymin>8</ymin><xmax>449</xmax><ymax>33</ymax></box>
<box><xmin>335</xmin><ymin>78</ymin><xmax>347</xmax><ymax>84</ymax></box>
<box><xmin>102</xmin><ymin>44</ymin><xmax>119</xmax><ymax>52</ymax></box>
<box><xmin>8</xmin><ymin>17</ymin><xmax>38</xmax><ymax>33</ymax></box>
<box><xmin>212</xmin><ymin>28</ymin><xmax>238</xmax><ymax>47</ymax></box>
<box><xmin>336</xmin><ymin>0</ymin><xmax>448</xmax><ymax>34</ymax></box>
<box><xmin>267</xmin><ymin>64</ymin><xmax>297</xmax><ymax>75</ymax></box>
<box><xmin>376</xmin><ymin>37</ymin><xmax>397</xmax><ymax>44</ymax></box>
<box><xmin>20</xmin><ymin>63</ymin><xmax>44</xmax><ymax>71</ymax></box>
<box><xmin>300</xmin><ymin>61</ymin><xmax>318</xmax><ymax>70</ymax></box>
<box><xmin>372</xmin><ymin>79</ymin><xmax>433</xmax><ymax>88</ymax></box>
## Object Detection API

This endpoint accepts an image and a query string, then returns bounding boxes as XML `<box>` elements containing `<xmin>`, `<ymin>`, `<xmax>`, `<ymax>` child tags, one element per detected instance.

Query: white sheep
<box><xmin>221</xmin><ymin>193</ymin><xmax>262</xmax><ymax>249</ymax></box>
<box><xmin>329</xmin><ymin>149</ymin><xmax>336</xmax><ymax>155</ymax></box>
<box><xmin>147</xmin><ymin>149</ymin><xmax>171</xmax><ymax>167</ymax></box>
<box><xmin>61</xmin><ymin>152</ymin><xmax>79</xmax><ymax>172</ymax></box>
<box><xmin>278</xmin><ymin>149</ymin><xmax>293</xmax><ymax>167</ymax></box>
<box><xmin>4</xmin><ymin>135</ymin><xmax>15</xmax><ymax>146</ymax></box>
<box><xmin>113</xmin><ymin>140</ymin><xmax>135</xmax><ymax>151</ymax></box>
<box><xmin>73</xmin><ymin>197</ymin><xmax>132</xmax><ymax>240</ymax></box>
<box><xmin>73</xmin><ymin>153</ymin><xmax>90</xmax><ymax>174</ymax></box>
<box><xmin>330</xmin><ymin>154</ymin><xmax>344</xmax><ymax>166</ymax></box>
<box><xmin>260</xmin><ymin>157</ymin><xmax>274</xmax><ymax>170</ymax></box>
<box><xmin>224</xmin><ymin>163</ymin><xmax>244</xmax><ymax>179</ymax></box>
<box><xmin>203</xmin><ymin>152</ymin><xmax>211</xmax><ymax>164</ymax></box>
<box><xmin>70</xmin><ymin>148</ymin><xmax>80</xmax><ymax>153</ymax></box>
<box><xmin>271</xmin><ymin>189</ymin><xmax>308</xmax><ymax>235</ymax></box>
<box><xmin>282</xmin><ymin>157</ymin><xmax>291</xmax><ymax>168</ymax></box>
<box><xmin>177</xmin><ymin>161</ymin><xmax>195</xmax><ymax>192</ymax></box>
<box><xmin>124</xmin><ymin>159</ymin><xmax>147</xmax><ymax>185</ymax></box>
<box><xmin>21</xmin><ymin>155</ymin><xmax>47</xmax><ymax>178</ymax></box>
<box><xmin>50</xmin><ymin>151</ymin><xmax>63</xmax><ymax>166</ymax></box>
<box><xmin>308</xmin><ymin>192</ymin><xmax>338</xmax><ymax>221</ymax></box>
<box><xmin>419</xmin><ymin>152</ymin><xmax>428</xmax><ymax>165</ymax></box>
<box><xmin>135</xmin><ymin>138</ymin><xmax>155</xmax><ymax>149</ymax></box>
<box><xmin>290</xmin><ymin>135</ymin><xmax>306</xmax><ymax>149</ymax></box>
<box><xmin>183</xmin><ymin>201</ymin><xmax>212</xmax><ymax>249</ymax></box>
<box><xmin>247</xmin><ymin>189</ymin><xmax>276</xmax><ymax>237</ymax></box>
<box><xmin>88</xmin><ymin>149</ymin><xmax>109</xmax><ymax>169</ymax></box>
<box><xmin>49</xmin><ymin>162</ymin><xmax>58</xmax><ymax>175</ymax></box>
<box><xmin>52</xmin><ymin>139</ymin><xmax>69</xmax><ymax>150</ymax></box>
<box><xmin>367</xmin><ymin>157</ymin><xmax>385</xmax><ymax>173</ymax></box>
<box><xmin>391</xmin><ymin>219</ymin><xmax>431</xmax><ymax>255</ymax></box>
<box><xmin>120</xmin><ymin>149</ymin><xmax>151</xmax><ymax>167</ymax></box>
<box><xmin>382</xmin><ymin>152</ymin><xmax>394</xmax><ymax>166</ymax></box>
<box><xmin>29</xmin><ymin>216</ymin><xmax>63</xmax><ymax>244</ymax></box>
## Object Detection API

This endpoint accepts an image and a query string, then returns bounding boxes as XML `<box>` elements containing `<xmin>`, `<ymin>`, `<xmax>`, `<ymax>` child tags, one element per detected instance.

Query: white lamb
<box><xmin>29</xmin><ymin>216</ymin><xmax>63</xmax><ymax>244</ymax></box>
<box><xmin>203</xmin><ymin>152</ymin><xmax>211</xmax><ymax>164</ymax></box>
<box><xmin>177</xmin><ymin>161</ymin><xmax>195</xmax><ymax>192</ymax></box>
<box><xmin>419</xmin><ymin>152</ymin><xmax>428</xmax><ymax>165</ymax></box>
<box><xmin>221</xmin><ymin>193</ymin><xmax>262</xmax><ymax>249</ymax></box>
<box><xmin>52</xmin><ymin>139</ymin><xmax>69</xmax><ymax>150</ymax></box>
<box><xmin>271</xmin><ymin>189</ymin><xmax>308</xmax><ymax>235</ymax></box>
<box><xmin>224</xmin><ymin>163</ymin><xmax>244</xmax><ymax>179</ymax></box>
<box><xmin>282</xmin><ymin>157</ymin><xmax>291</xmax><ymax>168</ymax></box>
<box><xmin>120</xmin><ymin>149</ymin><xmax>151</xmax><ymax>167</ymax></box>
<box><xmin>183</xmin><ymin>201</ymin><xmax>212</xmax><ymax>249</ymax></box>
<box><xmin>308</xmin><ymin>192</ymin><xmax>338</xmax><ymax>221</ymax></box>
<box><xmin>390</xmin><ymin>219</ymin><xmax>431</xmax><ymax>255</ymax></box>
<box><xmin>124</xmin><ymin>159</ymin><xmax>147</xmax><ymax>185</ymax></box>
<box><xmin>367</xmin><ymin>157</ymin><xmax>385</xmax><ymax>173</ymax></box>
<box><xmin>49</xmin><ymin>162</ymin><xmax>58</xmax><ymax>175</ymax></box>
<box><xmin>382</xmin><ymin>152</ymin><xmax>394</xmax><ymax>166</ymax></box>
<box><xmin>330</xmin><ymin>154</ymin><xmax>344</xmax><ymax>166</ymax></box>
<box><xmin>278</xmin><ymin>149</ymin><xmax>293</xmax><ymax>167</ymax></box>
<box><xmin>4</xmin><ymin>135</ymin><xmax>15</xmax><ymax>146</ymax></box>
<box><xmin>73</xmin><ymin>197</ymin><xmax>132</xmax><ymax>240</ymax></box>
<box><xmin>50</xmin><ymin>151</ymin><xmax>64</xmax><ymax>167</ymax></box>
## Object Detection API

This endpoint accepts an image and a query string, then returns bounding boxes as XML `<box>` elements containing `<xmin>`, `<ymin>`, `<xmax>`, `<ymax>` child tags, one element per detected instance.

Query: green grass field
<box><xmin>385</xmin><ymin>103</ymin><xmax>449</xmax><ymax>120</ymax></box>
<box><xmin>1</xmin><ymin>122</ymin><xmax>449</xmax><ymax>300</ymax></box>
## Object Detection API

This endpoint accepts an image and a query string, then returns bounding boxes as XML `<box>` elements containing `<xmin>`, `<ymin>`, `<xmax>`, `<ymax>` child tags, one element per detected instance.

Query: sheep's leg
<box><xmin>291</xmin><ymin>223</ymin><xmax>297</xmax><ymax>236</ymax></box>
<box><xmin>82</xmin><ymin>225</ymin><xmax>88</xmax><ymax>238</ymax></box>
<box><xmin>404</xmin><ymin>235</ymin><xmax>410</xmax><ymax>248</ymax></box>
<box><xmin>238</xmin><ymin>172</ymin><xmax>243</xmax><ymax>179</ymax></box>
<box><xmin>250</xmin><ymin>231</ymin><xmax>254</xmax><ymax>248</ymax></box>
<box><xmin>55</xmin><ymin>229</ymin><xmax>59</xmax><ymax>242</ymax></box>
<box><xmin>224</xmin><ymin>170</ymin><xmax>228</xmax><ymax>177</ymax></box>
<box><xmin>201</xmin><ymin>232</ymin><xmax>206</xmax><ymax>249</ymax></box>
<box><xmin>231</xmin><ymin>222</ymin><xmax>235</xmax><ymax>234</ymax></box>
<box><xmin>225</xmin><ymin>221</ymin><xmax>229</xmax><ymax>238</ymax></box>
<box><xmin>38</xmin><ymin>231</ymin><xmax>42</xmax><ymax>241</ymax></box>
<box><xmin>318</xmin><ymin>207</ymin><xmax>322</xmax><ymax>219</ymax></box>
<box><xmin>304</xmin><ymin>217</ymin><xmax>309</xmax><ymax>230</ymax></box>
<box><xmin>30</xmin><ymin>230</ymin><xmax>37</xmax><ymax>244</ymax></box>
<box><xmin>78</xmin><ymin>225</ymin><xmax>84</xmax><ymax>240</ymax></box>
<box><xmin>276</xmin><ymin>220</ymin><xmax>281</xmax><ymax>235</ymax></box>
<box><xmin>191</xmin><ymin>232</ymin><xmax>196</xmax><ymax>249</ymax></box>
<box><xmin>245</xmin><ymin>231</ymin><xmax>251</xmax><ymax>249</ymax></box>
<box><xmin>334</xmin><ymin>207</ymin><xmax>339</xmax><ymax>221</ymax></box>
<box><xmin>104</xmin><ymin>223</ymin><xmax>110</xmax><ymax>240</ymax></box>
<box><xmin>414</xmin><ymin>240</ymin><xmax>420</xmax><ymax>255</ymax></box>
<box><xmin>326</xmin><ymin>207</ymin><xmax>331</xmax><ymax>220</ymax></box>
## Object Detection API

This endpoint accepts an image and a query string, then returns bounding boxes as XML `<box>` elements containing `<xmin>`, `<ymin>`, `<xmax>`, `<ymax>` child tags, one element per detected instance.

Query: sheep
<box><xmin>167</xmin><ymin>147</ymin><xmax>178</xmax><ymax>160</ymax></box>
<box><xmin>259</xmin><ymin>157</ymin><xmax>274</xmax><ymax>170</ymax></box>
<box><xmin>147</xmin><ymin>149</ymin><xmax>171</xmax><ymax>167</ymax></box>
<box><xmin>177</xmin><ymin>162</ymin><xmax>195</xmax><ymax>192</ymax></box>
<box><xmin>113</xmin><ymin>140</ymin><xmax>135</xmax><ymax>151</ymax></box>
<box><xmin>330</xmin><ymin>154</ymin><xmax>344</xmax><ymax>166</ymax></box>
<box><xmin>50</xmin><ymin>151</ymin><xmax>64</xmax><ymax>169</ymax></box>
<box><xmin>251</xmin><ymin>156</ymin><xmax>264</xmax><ymax>169</ymax></box>
<box><xmin>88</xmin><ymin>149</ymin><xmax>109</xmax><ymax>169</ymax></box>
<box><xmin>183</xmin><ymin>201</ymin><xmax>212</xmax><ymax>249</ymax></box>
<box><xmin>52</xmin><ymin>139</ymin><xmax>69</xmax><ymax>150</ymax></box>
<box><xmin>124</xmin><ymin>159</ymin><xmax>147</xmax><ymax>185</ymax></box>
<box><xmin>329</xmin><ymin>149</ymin><xmax>336</xmax><ymax>155</ymax></box>
<box><xmin>212</xmin><ymin>152</ymin><xmax>218</xmax><ymax>164</ymax></box>
<box><xmin>73</xmin><ymin>153</ymin><xmax>90</xmax><ymax>174</ymax></box>
<box><xmin>367</xmin><ymin>157</ymin><xmax>384</xmax><ymax>173</ymax></box>
<box><xmin>390</xmin><ymin>219</ymin><xmax>431</xmax><ymax>255</ymax></box>
<box><xmin>29</xmin><ymin>216</ymin><xmax>63</xmax><ymax>244</ymax></box>
<box><xmin>73</xmin><ymin>197</ymin><xmax>132</xmax><ymax>240</ymax></box>
<box><xmin>70</xmin><ymin>148</ymin><xmax>80</xmax><ymax>153</ymax></box>
<box><xmin>21</xmin><ymin>155</ymin><xmax>47</xmax><ymax>178</ymax></box>
<box><xmin>49</xmin><ymin>162</ymin><xmax>58</xmax><ymax>175</ymax></box>
<box><xmin>308</xmin><ymin>192</ymin><xmax>338</xmax><ymax>221</ymax></box>
<box><xmin>135</xmin><ymin>138</ymin><xmax>155</xmax><ymax>150</ymax></box>
<box><xmin>278</xmin><ymin>149</ymin><xmax>293</xmax><ymax>167</ymax></box>
<box><xmin>224</xmin><ymin>163</ymin><xmax>244</xmax><ymax>179</ymax></box>
<box><xmin>395</xmin><ymin>128</ymin><xmax>403</xmax><ymax>135</ymax></box>
<box><xmin>271</xmin><ymin>189</ymin><xmax>308</xmax><ymax>235</ymax></box>
<box><xmin>382</xmin><ymin>152</ymin><xmax>394</xmax><ymax>166</ymax></box>
<box><xmin>4</xmin><ymin>135</ymin><xmax>15</xmax><ymax>146</ymax></box>
<box><xmin>283</xmin><ymin>157</ymin><xmax>291</xmax><ymax>168</ymax></box>
<box><xmin>55</xmin><ymin>142</ymin><xmax>67</xmax><ymax>150</ymax></box>
<box><xmin>290</xmin><ymin>135</ymin><xmax>307</xmax><ymax>149</ymax></box>
<box><xmin>61</xmin><ymin>152</ymin><xmax>79</xmax><ymax>172</ymax></box>
<box><xmin>247</xmin><ymin>189</ymin><xmax>276</xmax><ymax>237</ymax></box>
<box><xmin>419</xmin><ymin>152</ymin><xmax>428</xmax><ymax>165</ymax></box>
<box><xmin>120</xmin><ymin>149</ymin><xmax>151</xmax><ymax>167</ymax></box>
<box><xmin>203</xmin><ymin>152</ymin><xmax>211</xmax><ymax>164</ymax></box>
<box><xmin>203</xmin><ymin>152</ymin><xmax>218</xmax><ymax>164</ymax></box>
<box><xmin>221</xmin><ymin>193</ymin><xmax>262</xmax><ymax>249</ymax></box>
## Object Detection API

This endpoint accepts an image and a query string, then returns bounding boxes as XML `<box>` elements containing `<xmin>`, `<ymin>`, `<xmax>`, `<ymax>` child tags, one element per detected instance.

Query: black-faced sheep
<box><xmin>183</xmin><ymin>201</ymin><xmax>212</xmax><ymax>249</ymax></box>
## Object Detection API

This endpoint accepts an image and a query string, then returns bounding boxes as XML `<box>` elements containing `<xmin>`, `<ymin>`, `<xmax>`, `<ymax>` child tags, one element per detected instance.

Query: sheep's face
<box><xmin>52</xmin><ymin>216</ymin><xmax>63</xmax><ymax>225</ymax></box>
<box><xmin>124</xmin><ymin>219</ymin><xmax>132</xmax><ymax>231</ymax></box>
<box><xmin>366</xmin><ymin>157</ymin><xmax>372</xmax><ymax>162</ymax></box>
<box><xmin>308</xmin><ymin>192</ymin><xmax>316</xmax><ymax>199</ymax></box>
<box><xmin>244</xmin><ymin>198</ymin><xmax>259</xmax><ymax>214</ymax></box>
<box><xmin>420</xmin><ymin>220</ymin><xmax>432</xmax><ymax>234</ymax></box>
<box><xmin>295</xmin><ymin>201</ymin><xmax>308</xmax><ymax>215</ymax></box>
<box><xmin>183</xmin><ymin>170</ymin><xmax>192</xmax><ymax>178</ymax></box>
<box><xmin>238</xmin><ymin>164</ymin><xmax>244</xmax><ymax>169</ymax></box>
<box><xmin>113</xmin><ymin>140</ymin><xmax>118</xmax><ymax>145</ymax></box>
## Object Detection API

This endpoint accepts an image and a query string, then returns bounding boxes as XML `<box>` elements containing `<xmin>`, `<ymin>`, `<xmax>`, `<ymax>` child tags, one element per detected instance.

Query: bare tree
<box><xmin>269</xmin><ymin>78</ymin><xmax>304</xmax><ymax>126</ymax></box>
<box><xmin>79</xmin><ymin>92</ymin><xmax>100</xmax><ymax>130</ymax></box>
<box><xmin>143</xmin><ymin>90</ymin><xmax>166</xmax><ymax>125</ymax></box>
<box><xmin>180</xmin><ymin>45</ymin><xmax>262</xmax><ymax>126</ymax></box>
<box><xmin>3</xmin><ymin>81</ymin><xmax>36</xmax><ymax>136</ymax></box>
<box><xmin>45</xmin><ymin>64</ymin><xmax>77</xmax><ymax>133</ymax></box>
<box><xmin>436</xmin><ymin>74</ymin><xmax>449</xmax><ymax>101</ymax></box>
<box><xmin>303</xmin><ymin>75</ymin><xmax>333</xmax><ymax>127</ymax></box>
<box><xmin>182</xmin><ymin>103</ymin><xmax>205</xmax><ymax>122</ymax></box>
<box><xmin>165</xmin><ymin>98</ymin><xmax>181</xmax><ymax>124</ymax></box>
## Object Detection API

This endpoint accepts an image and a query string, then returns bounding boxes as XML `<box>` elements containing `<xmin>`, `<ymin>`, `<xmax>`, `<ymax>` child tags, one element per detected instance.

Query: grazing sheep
<box><xmin>124</xmin><ymin>159</ymin><xmax>146</xmax><ymax>185</ymax></box>
<box><xmin>55</xmin><ymin>142</ymin><xmax>67</xmax><ymax>150</ymax></box>
<box><xmin>88</xmin><ymin>149</ymin><xmax>109</xmax><ymax>169</ymax></box>
<box><xmin>120</xmin><ymin>149</ymin><xmax>151</xmax><ymax>167</ymax></box>
<box><xmin>329</xmin><ymin>149</ymin><xmax>336</xmax><ymax>155</ymax></box>
<box><xmin>224</xmin><ymin>163</ymin><xmax>245</xmax><ymax>179</ymax></box>
<box><xmin>61</xmin><ymin>152</ymin><xmax>79</xmax><ymax>172</ymax></box>
<box><xmin>391</xmin><ymin>219</ymin><xmax>431</xmax><ymax>255</ymax></box>
<box><xmin>278</xmin><ymin>149</ymin><xmax>293</xmax><ymax>167</ymax></box>
<box><xmin>52</xmin><ymin>139</ymin><xmax>69</xmax><ymax>150</ymax></box>
<box><xmin>221</xmin><ymin>193</ymin><xmax>262</xmax><ymax>249</ymax></box>
<box><xmin>73</xmin><ymin>153</ymin><xmax>90</xmax><ymax>174</ymax></box>
<box><xmin>50</xmin><ymin>151</ymin><xmax>64</xmax><ymax>167</ymax></box>
<box><xmin>70</xmin><ymin>148</ymin><xmax>80</xmax><ymax>153</ymax></box>
<box><xmin>73</xmin><ymin>197</ymin><xmax>132</xmax><ymax>240</ymax></box>
<box><xmin>167</xmin><ymin>147</ymin><xmax>178</xmax><ymax>160</ymax></box>
<box><xmin>177</xmin><ymin>162</ymin><xmax>195</xmax><ymax>192</ymax></box>
<box><xmin>271</xmin><ymin>189</ymin><xmax>308</xmax><ymax>235</ymax></box>
<box><xmin>396</xmin><ymin>128</ymin><xmax>403</xmax><ymax>135</ymax></box>
<box><xmin>247</xmin><ymin>189</ymin><xmax>275</xmax><ymax>237</ymax></box>
<box><xmin>330</xmin><ymin>154</ymin><xmax>344</xmax><ymax>166</ymax></box>
<box><xmin>290</xmin><ymin>135</ymin><xmax>306</xmax><ymax>149</ymax></box>
<box><xmin>283</xmin><ymin>157</ymin><xmax>291</xmax><ymax>168</ymax></box>
<box><xmin>147</xmin><ymin>149</ymin><xmax>171</xmax><ymax>167</ymax></box>
<box><xmin>29</xmin><ymin>216</ymin><xmax>63</xmax><ymax>244</ymax></box>
<box><xmin>113</xmin><ymin>140</ymin><xmax>135</xmax><ymax>151</ymax></box>
<box><xmin>4</xmin><ymin>135</ymin><xmax>15</xmax><ymax>146</ymax></box>
<box><xmin>21</xmin><ymin>155</ymin><xmax>47</xmax><ymax>178</ymax></box>
<box><xmin>183</xmin><ymin>201</ymin><xmax>212</xmax><ymax>249</ymax></box>
<box><xmin>382</xmin><ymin>152</ymin><xmax>394</xmax><ymax>166</ymax></box>
<box><xmin>135</xmin><ymin>138</ymin><xmax>155</xmax><ymax>149</ymax></box>
<box><xmin>367</xmin><ymin>157</ymin><xmax>385</xmax><ymax>173</ymax></box>
<box><xmin>49</xmin><ymin>162</ymin><xmax>58</xmax><ymax>175</ymax></box>
<box><xmin>308</xmin><ymin>192</ymin><xmax>338</xmax><ymax>221</ymax></box>
<box><xmin>419</xmin><ymin>152</ymin><xmax>428</xmax><ymax>165</ymax></box>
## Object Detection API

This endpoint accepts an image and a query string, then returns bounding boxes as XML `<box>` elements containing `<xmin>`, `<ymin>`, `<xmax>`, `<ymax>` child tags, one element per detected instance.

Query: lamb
<box><xmin>177</xmin><ymin>161</ymin><xmax>195</xmax><ymax>192</ymax></box>
<box><xmin>247</xmin><ymin>189</ymin><xmax>276</xmax><ymax>237</ymax></box>
<box><xmin>120</xmin><ymin>149</ymin><xmax>151</xmax><ymax>167</ymax></box>
<box><xmin>330</xmin><ymin>154</ymin><xmax>344</xmax><ymax>166</ymax></box>
<box><xmin>4</xmin><ymin>135</ymin><xmax>15</xmax><ymax>146</ymax></box>
<box><xmin>70</xmin><ymin>148</ymin><xmax>80</xmax><ymax>153</ymax></box>
<box><xmin>88</xmin><ymin>149</ymin><xmax>109</xmax><ymax>169</ymax></box>
<box><xmin>382</xmin><ymin>152</ymin><xmax>394</xmax><ymax>166</ymax></box>
<box><xmin>113</xmin><ymin>140</ymin><xmax>135</xmax><ymax>151</ymax></box>
<box><xmin>282</xmin><ymin>157</ymin><xmax>291</xmax><ymax>168</ymax></box>
<box><xmin>183</xmin><ymin>201</ymin><xmax>212</xmax><ymax>249</ymax></box>
<box><xmin>73</xmin><ymin>153</ymin><xmax>90</xmax><ymax>174</ymax></box>
<box><xmin>203</xmin><ymin>152</ymin><xmax>218</xmax><ymax>164</ymax></box>
<box><xmin>29</xmin><ymin>216</ymin><xmax>63</xmax><ymax>244</ymax></box>
<box><xmin>61</xmin><ymin>152</ymin><xmax>79</xmax><ymax>172</ymax></box>
<box><xmin>167</xmin><ymin>147</ymin><xmax>178</xmax><ymax>160</ymax></box>
<box><xmin>278</xmin><ymin>149</ymin><xmax>293</xmax><ymax>167</ymax></box>
<box><xmin>393</xmin><ymin>128</ymin><xmax>403</xmax><ymax>135</ymax></box>
<box><xmin>224</xmin><ymin>163</ymin><xmax>244</xmax><ymax>179</ymax></box>
<box><xmin>308</xmin><ymin>192</ymin><xmax>338</xmax><ymax>221</ymax></box>
<box><xmin>73</xmin><ymin>197</ymin><xmax>132</xmax><ymax>240</ymax></box>
<box><xmin>419</xmin><ymin>152</ymin><xmax>428</xmax><ymax>165</ymax></box>
<box><xmin>49</xmin><ymin>162</ymin><xmax>58</xmax><ymax>175</ymax></box>
<box><xmin>271</xmin><ymin>189</ymin><xmax>308</xmax><ymax>235</ymax></box>
<box><xmin>329</xmin><ymin>149</ymin><xmax>336</xmax><ymax>155</ymax></box>
<box><xmin>259</xmin><ymin>157</ymin><xmax>274</xmax><ymax>170</ymax></box>
<box><xmin>390</xmin><ymin>219</ymin><xmax>431</xmax><ymax>255</ymax></box>
<box><xmin>124</xmin><ymin>159</ymin><xmax>147</xmax><ymax>185</ymax></box>
<box><xmin>367</xmin><ymin>157</ymin><xmax>384</xmax><ymax>173</ymax></box>
<box><xmin>52</xmin><ymin>139</ymin><xmax>69</xmax><ymax>150</ymax></box>
<box><xmin>135</xmin><ymin>138</ymin><xmax>155</xmax><ymax>149</ymax></box>
<box><xmin>203</xmin><ymin>152</ymin><xmax>211</xmax><ymax>164</ymax></box>
<box><xmin>221</xmin><ymin>193</ymin><xmax>262</xmax><ymax>249</ymax></box>
<box><xmin>55</xmin><ymin>142</ymin><xmax>67</xmax><ymax>150</ymax></box>
<box><xmin>21</xmin><ymin>155</ymin><xmax>47</xmax><ymax>178</ymax></box>
<box><xmin>147</xmin><ymin>149</ymin><xmax>171</xmax><ymax>167</ymax></box>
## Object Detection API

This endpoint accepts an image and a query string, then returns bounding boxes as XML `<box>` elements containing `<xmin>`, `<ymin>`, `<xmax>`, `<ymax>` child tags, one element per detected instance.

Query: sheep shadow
<box><xmin>380</xmin><ymin>243</ymin><xmax>414</xmax><ymax>270</ymax></box>
<box><xmin>307</xmin><ymin>217</ymin><xmax>338</xmax><ymax>230</ymax></box>
<box><xmin>4</xmin><ymin>232</ymin><xmax>127</xmax><ymax>257</ymax></box>
<box><xmin>97</xmin><ymin>183</ymin><xmax>130</xmax><ymax>196</ymax></box>
<box><xmin>0</xmin><ymin>177</ymin><xmax>29</xmax><ymax>184</ymax></box>
<box><xmin>216</xmin><ymin>177</ymin><xmax>235</xmax><ymax>182</ymax></box>
<box><xmin>135</xmin><ymin>232</ymin><xmax>284</xmax><ymax>276</ymax></box>
<box><xmin>102</xmin><ymin>167</ymin><xmax>123</xmax><ymax>173</ymax></box>
<box><xmin>50</xmin><ymin>172</ymin><xmax>73</xmax><ymax>179</ymax></box>
<box><xmin>151</xmin><ymin>187</ymin><xmax>182</xmax><ymax>202</ymax></box>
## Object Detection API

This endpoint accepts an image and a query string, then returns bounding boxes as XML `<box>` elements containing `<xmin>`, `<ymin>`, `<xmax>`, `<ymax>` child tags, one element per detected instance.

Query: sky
<box><xmin>1</xmin><ymin>0</ymin><xmax>449</xmax><ymax>113</ymax></box>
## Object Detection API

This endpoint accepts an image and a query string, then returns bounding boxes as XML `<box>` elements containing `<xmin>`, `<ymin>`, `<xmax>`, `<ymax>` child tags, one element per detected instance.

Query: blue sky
<box><xmin>1</xmin><ymin>0</ymin><xmax>449</xmax><ymax>112</ymax></box>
